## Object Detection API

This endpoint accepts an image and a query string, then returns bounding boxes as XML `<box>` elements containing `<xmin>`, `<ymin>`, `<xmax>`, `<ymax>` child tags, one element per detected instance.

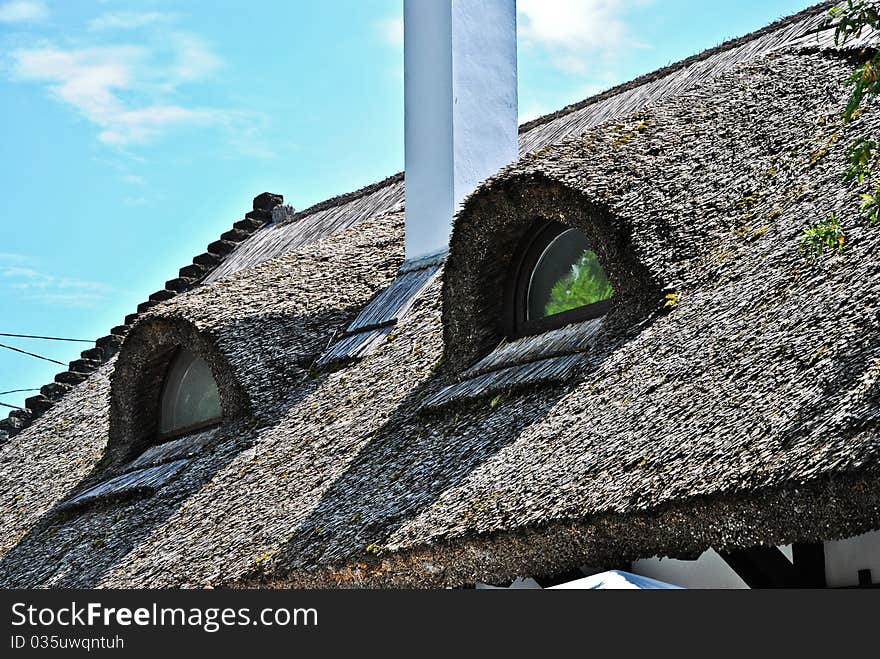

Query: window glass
<box><xmin>159</xmin><ymin>348</ymin><xmax>222</xmax><ymax>435</ymax></box>
<box><xmin>527</xmin><ymin>228</ymin><xmax>614</xmax><ymax>320</ymax></box>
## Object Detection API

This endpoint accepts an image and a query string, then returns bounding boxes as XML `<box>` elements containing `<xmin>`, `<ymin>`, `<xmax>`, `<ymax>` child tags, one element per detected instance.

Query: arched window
<box><xmin>506</xmin><ymin>221</ymin><xmax>614</xmax><ymax>337</ymax></box>
<box><xmin>158</xmin><ymin>348</ymin><xmax>222</xmax><ymax>438</ymax></box>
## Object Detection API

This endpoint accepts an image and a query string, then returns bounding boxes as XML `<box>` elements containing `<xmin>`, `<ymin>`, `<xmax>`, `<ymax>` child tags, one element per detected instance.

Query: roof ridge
<box><xmin>290</xmin><ymin>172</ymin><xmax>405</xmax><ymax>222</ymax></box>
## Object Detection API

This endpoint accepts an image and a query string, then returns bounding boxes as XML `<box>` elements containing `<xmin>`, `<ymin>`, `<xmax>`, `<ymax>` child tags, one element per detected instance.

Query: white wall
<box><xmin>404</xmin><ymin>0</ymin><xmax>518</xmax><ymax>260</ymax></box>
<box><xmin>632</xmin><ymin>549</ymin><xmax>749</xmax><ymax>589</ymax></box>
<box><xmin>825</xmin><ymin>529</ymin><xmax>880</xmax><ymax>587</ymax></box>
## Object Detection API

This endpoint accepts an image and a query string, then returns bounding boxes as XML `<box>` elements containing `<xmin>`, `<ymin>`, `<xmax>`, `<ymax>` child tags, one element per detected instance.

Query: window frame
<box><xmin>156</xmin><ymin>347</ymin><xmax>223</xmax><ymax>442</ymax></box>
<box><xmin>504</xmin><ymin>220</ymin><xmax>613</xmax><ymax>339</ymax></box>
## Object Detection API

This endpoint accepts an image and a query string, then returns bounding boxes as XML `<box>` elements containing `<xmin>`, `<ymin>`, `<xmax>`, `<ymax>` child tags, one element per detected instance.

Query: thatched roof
<box><xmin>3</xmin><ymin>3</ymin><xmax>880</xmax><ymax>588</ymax></box>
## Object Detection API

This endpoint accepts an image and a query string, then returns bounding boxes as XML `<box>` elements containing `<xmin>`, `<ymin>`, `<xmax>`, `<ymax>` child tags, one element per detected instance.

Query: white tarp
<box><xmin>550</xmin><ymin>570</ymin><xmax>683</xmax><ymax>590</ymax></box>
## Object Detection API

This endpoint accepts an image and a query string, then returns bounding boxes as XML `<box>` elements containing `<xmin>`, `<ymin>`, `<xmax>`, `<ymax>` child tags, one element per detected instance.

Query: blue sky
<box><xmin>0</xmin><ymin>0</ymin><xmax>815</xmax><ymax>410</ymax></box>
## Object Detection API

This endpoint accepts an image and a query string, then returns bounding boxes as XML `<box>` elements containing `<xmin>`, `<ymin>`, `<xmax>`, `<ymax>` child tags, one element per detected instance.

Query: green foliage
<box><xmin>861</xmin><ymin>185</ymin><xmax>880</xmax><ymax>223</ymax></box>
<box><xmin>544</xmin><ymin>250</ymin><xmax>614</xmax><ymax>317</ymax></box>
<box><xmin>844</xmin><ymin>136</ymin><xmax>878</xmax><ymax>182</ymax></box>
<box><xmin>799</xmin><ymin>213</ymin><xmax>846</xmax><ymax>257</ymax></box>
<box><xmin>844</xmin><ymin>54</ymin><xmax>880</xmax><ymax>123</ymax></box>
<box><xmin>829</xmin><ymin>0</ymin><xmax>880</xmax><ymax>48</ymax></box>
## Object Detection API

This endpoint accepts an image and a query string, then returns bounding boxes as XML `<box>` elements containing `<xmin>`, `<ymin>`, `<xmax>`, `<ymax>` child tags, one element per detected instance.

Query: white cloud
<box><xmin>375</xmin><ymin>16</ymin><xmax>403</xmax><ymax>47</ymax></box>
<box><xmin>12</xmin><ymin>46</ymin><xmax>140</xmax><ymax>124</ymax></box>
<box><xmin>98</xmin><ymin>105</ymin><xmax>218</xmax><ymax>145</ymax></box>
<box><xmin>88</xmin><ymin>11</ymin><xmax>171</xmax><ymax>31</ymax></box>
<box><xmin>0</xmin><ymin>0</ymin><xmax>48</xmax><ymax>23</ymax></box>
<box><xmin>9</xmin><ymin>38</ymin><xmax>228</xmax><ymax>146</ymax></box>
<box><xmin>0</xmin><ymin>254</ymin><xmax>114</xmax><ymax>309</ymax></box>
<box><xmin>121</xmin><ymin>174</ymin><xmax>145</xmax><ymax>185</ymax></box>
<box><xmin>167</xmin><ymin>33</ymin><xmax>221</xmax><ymax>83</ymax></box>
<box><xmin>518</xmin><ymin>0</ymin><xmax>650</xmax><ymax>74</ymax></box>
<box><xmin>374</xmin><ymin>3</ymin><xmax>644</xmax><ymax>75</ymax></box>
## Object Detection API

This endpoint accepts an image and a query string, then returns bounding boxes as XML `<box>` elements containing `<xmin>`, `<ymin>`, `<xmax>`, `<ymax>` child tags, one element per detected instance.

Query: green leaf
<box><xmin>543</xmin><ymin>250</ymin><xmax>614</xmax><ymax>317</ymax></box>
<box><xmin>799</xmin><ymin>212</ymin><xmax>846</xmax><ymax>257</ymax></box>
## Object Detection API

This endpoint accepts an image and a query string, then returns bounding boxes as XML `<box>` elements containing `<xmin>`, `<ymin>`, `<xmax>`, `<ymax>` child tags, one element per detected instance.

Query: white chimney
<box><xmin>403</xmin><ymin>0</ymin><xmax>518</xmax><ymax>260</ymax></box>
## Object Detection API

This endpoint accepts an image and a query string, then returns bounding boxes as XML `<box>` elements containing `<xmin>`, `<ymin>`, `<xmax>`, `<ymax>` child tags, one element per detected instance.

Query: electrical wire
<box><xmin>0</xmin><ymin>332</ymin><xmax>93</xmax><ymax>343</ymax></box>
<box><xmin>0</xmin><ymin>389</ymin><xmax>40</xmax><ymax>396</ymax></box>
<box><xmin>0</xmin><ymin>342</ymin><xmax>66</xmax><ymax>366</ymax></box>
<box><xmin>0</xmin><ymin>401</ymin><xmax>25</xmax><ymax>411</ymax></box>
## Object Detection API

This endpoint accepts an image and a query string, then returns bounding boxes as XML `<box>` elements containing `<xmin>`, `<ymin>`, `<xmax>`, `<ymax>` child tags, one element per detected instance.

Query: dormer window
<box><xmin>158</xmin><ymin>348</ymin><xmax>222</xmax><ymax>438</ymax></box>
<box><xmin>109</xmin><ymin>317</ymin><xmax>248</xmax><ymax>466</ymax></box>
<box><xmin>506</xmin><ymin>221</ymin><xmax>614</xmax><ymax>338</ymax></box>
